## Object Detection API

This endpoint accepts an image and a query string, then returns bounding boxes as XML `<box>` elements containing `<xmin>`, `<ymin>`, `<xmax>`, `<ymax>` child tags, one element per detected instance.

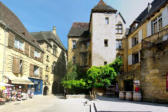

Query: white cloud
<box><xmin>120</xmin><ymin>0</ymin><xmax>153</xmax><ymax>27</ymax></box>
<box><xmin>107</xmin><ymin>0</ymin><xmax>153</xmax><ymax>27</ymax></box>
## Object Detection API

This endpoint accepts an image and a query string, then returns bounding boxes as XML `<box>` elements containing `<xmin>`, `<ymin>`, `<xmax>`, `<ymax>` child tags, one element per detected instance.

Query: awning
<box><xmin>0</xmin><ymin>82</ymin><xmax>13</xmax><ymax>87</ymax></box>
<box><xmin>3</xmin><ymin>72</ymin><xmax>34</xmax><ymax>85</ymax></box>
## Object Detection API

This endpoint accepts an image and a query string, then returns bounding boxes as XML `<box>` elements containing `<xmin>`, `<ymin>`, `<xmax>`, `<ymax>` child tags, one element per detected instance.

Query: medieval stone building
<box><xmin>119</xmin><ymin>0</ymin><xmax>168</xmax><ymax>103</ymax></box>
<box><xmin>68</xmin><ymin>0</ymin><xmax>126</xmax><ymax>69</ymax></box>
<box><xmin>31</xmin><ymin>27</ymin><xmax>67</xmax><ymax>94</ymax></box>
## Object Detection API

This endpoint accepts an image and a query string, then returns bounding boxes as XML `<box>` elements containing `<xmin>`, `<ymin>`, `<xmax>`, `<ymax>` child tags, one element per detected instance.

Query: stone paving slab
<box><xmin>0</xmin><ymin>95</ymin><xmax>90</xmax><ymax>112</ymax></box>
<box><xmin>94</xmin><ymin>97</ymin><xmax>168</xmax><ymax>112</ymax></box>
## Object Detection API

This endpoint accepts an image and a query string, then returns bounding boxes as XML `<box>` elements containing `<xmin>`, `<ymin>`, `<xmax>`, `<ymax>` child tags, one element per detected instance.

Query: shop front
<box><xmin>29</xmin><ymin>78</ymin><xmax>43</xmax><ymax>95</ymax></box>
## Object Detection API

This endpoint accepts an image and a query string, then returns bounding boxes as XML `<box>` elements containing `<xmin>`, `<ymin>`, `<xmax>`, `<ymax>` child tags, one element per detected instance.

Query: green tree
<box><xmin>63</xmin><ymin>61</ymin><xmax>78</xmax><ymax>81</ymax></box>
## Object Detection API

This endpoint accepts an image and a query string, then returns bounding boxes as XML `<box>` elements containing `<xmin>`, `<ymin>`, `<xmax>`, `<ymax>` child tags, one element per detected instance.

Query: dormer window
<box><xmin>105</xmin><ymin>17</ymin><xmax>109</xmax><ymax>24</ymax></box>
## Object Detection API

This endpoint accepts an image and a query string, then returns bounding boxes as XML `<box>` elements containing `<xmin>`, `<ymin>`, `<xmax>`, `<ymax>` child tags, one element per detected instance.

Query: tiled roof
<box><xmin>0</xmin><ymin>2</ymin><xmax>42</xmax><ymax>51</ymax></box>
<box><xmin>31</xmin><ymin>31</ymin><xmax>66</xmax><ymax>51</ymax></box>
<box><xmin>91</xmin><ymin>0</ymin><xmax>117</xmax><ymax>13</ymax></box>
<box><xmin>68</xmin><ymin>22</ymin><xmax>89</xmax><ymax>37</ymax></box>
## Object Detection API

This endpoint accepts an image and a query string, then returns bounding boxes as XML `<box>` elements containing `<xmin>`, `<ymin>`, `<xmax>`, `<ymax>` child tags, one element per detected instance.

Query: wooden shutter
<box><xmin>30</xmin><ymin>46</ymin><xmax>34</xmax><ymax>58</ymax></box>
<box><xmin>29</xmin><ymin>64</ymin><xmax>34</xmax><ymax>77</ymax></box>
<box><xmin>8</xmin><ymin>32</ymin><xmax>15</xmax><ymax>48</ymax></box>
<box><xmin>138</xmin><ymin>30</ymin><xmax>142</xmax><ymax>43</ymax></box>
<box><xmin>147</xmin><ymin>21</ymin><xmax>151</xmax><ymax>37</ymax></box>
<box><xmin>162</xmin><ymin>7</ymin><xmax>168</xmax><ymax>27</ymax></box>
<box><xmin>128</xmin><ymin>55</ymin><xmax>132</xmax><ymax>65</ymax></box>
<box><xmin>25</xmin><ymin>42</ymin><xmax>29</xmax><ymax>56</ymax></box>
<box><xmin>13</xmin><ymin>57</ymin><xmax>20</xmax><ymax>74</ymax></box>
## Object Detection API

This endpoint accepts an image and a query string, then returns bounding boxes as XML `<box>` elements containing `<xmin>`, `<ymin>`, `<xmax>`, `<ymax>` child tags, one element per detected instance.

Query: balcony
<box><xmin>142</xmin><ymin>26</ymin><xmax>168</xmax><ymax>49</ymax></box>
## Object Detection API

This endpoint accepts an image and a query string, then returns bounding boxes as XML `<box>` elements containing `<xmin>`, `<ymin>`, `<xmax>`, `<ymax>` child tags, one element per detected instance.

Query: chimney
<box><xmin>52</xmin><ymin>26</ymin><xmax>56</xmax><ymax>35</ymax></box>
<box><xmin>148</xmin><ymin>3</ymin><xmax>152</xmax><ymax>12</ymax></box>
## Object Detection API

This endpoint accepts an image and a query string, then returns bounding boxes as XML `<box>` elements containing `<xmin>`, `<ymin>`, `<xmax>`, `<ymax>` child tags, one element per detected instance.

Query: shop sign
<box><xmin>166</xmin><ymin>73</ymin><xmax>168</xmax><ymax>91</ymax></box>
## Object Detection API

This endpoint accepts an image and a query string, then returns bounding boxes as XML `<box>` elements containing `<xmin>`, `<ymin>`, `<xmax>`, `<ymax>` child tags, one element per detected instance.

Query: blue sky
<box><xmin>1</xmin><ymin>0</ymin><xmax>153</xmax><ymax>49</ymax></box>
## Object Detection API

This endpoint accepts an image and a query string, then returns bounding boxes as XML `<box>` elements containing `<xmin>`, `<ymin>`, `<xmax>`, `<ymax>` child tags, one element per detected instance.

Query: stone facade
<box><xmin>118</xmin><ymin>0</ymin><xmax>168</xmax><ymax>103</ymax></box>
<box><xmin>31</xmin><ymin>28</ymin><xmax>67</xmax><ymax>94</ymax></box>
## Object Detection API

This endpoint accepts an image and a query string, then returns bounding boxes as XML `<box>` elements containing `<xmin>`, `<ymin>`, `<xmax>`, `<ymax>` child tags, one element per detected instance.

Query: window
<box><xmin>52</xmin><ymin>62</ymin><xmax>56</xmax><ymax>74</ymax></box>
<box><xmin>34</xmin><ymin>50</ymin><xmax>41</xmax><ymax>58</ymax></box>
<box><xmin>116</xmin><ymin>40</ymin><xmax>122</xmax><ymax>49</ymax></box>
<box><xmin>53</xmin><ymin>45</ymin><xmax>57</xmax><ymax>56</ymax></box>
<box><xmin>105</xmin><ymin>17</ymin><xmax>109</xmax><ymax>24</ymax></box>
<box><xmin>46</xmin><ymin>65</ymin><xmax>49</xmax><ymax>71</ymax></box>
<box><xmin>152</xmin><ymin>15</ymin><xmax>162</xmax><ymax>34</ymax></box>
<box><xmin>72</xmin><ymin>40</ymin><xmax>77</xmax><ymax>49</ymax></box>
<box><xmin>80</xmin><ymin>53</ymin><xmax>87</xmax><ymax>66</ymax></box>
<box><xmin>116</xmin><ymin>24</ymin><xmax>123</xmax><ymax>34</ymax></box>
<box><xmin>132</xmin><ymin>53</ymin><xmax>139</xmax><ymax>64</ymax></box>
<box><xmin>132</xmin><ymin>34</ymin><xmax>138</xmax><ymax>47</ymax></box>
<box><xmin>47</xmin><ymin>45</ymin><xmax>50</xmax><ymax>52</ymax></box>
<box><xmin>158</xmin><ymin>15</ymin><xmax>162</xmax><ymax>31</ymax></box>
<box><xmin>104</xmin><ymin>61</ymin><xmax>107</xmax><ymax>65</ymax></box>
<box><xmin>19</xmin><ymin>60</ymin><xmax>23</xmax><ymax>74</ymax></box>
<box><xmin>34</xmin><ymin>66</ymin><xmax>39</xmax><ymax>76</ymax></box>
<box><xmin>14</xmin><ymin>37</ymin><xmax>24</xmax><ymax>51</ymax></box>
<box><xmin>46</xmin><ymin>55</ymin><xmax>49</xmax><ymax>62</ymax></box>
<box><xmin>104</xmin><ymin>39</ymin><xmax>108</xmax><ymax>47</ymax></box>
<box><xmin>73</xmin><ymin>56</ymin><xmax>76</xmax><ymax>64</ymax></box>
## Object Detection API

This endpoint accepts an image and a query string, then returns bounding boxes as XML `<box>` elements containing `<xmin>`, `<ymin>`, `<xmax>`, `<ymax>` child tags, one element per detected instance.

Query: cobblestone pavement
<box><xmin>94</xmin><ymin>97</ymin><xmax>168</xmax><ymax>112</ymax></box>
<box><xmin>0</xmin><ymin>95</ymin><xmax>90</xmax><ymax>112</ymax></box>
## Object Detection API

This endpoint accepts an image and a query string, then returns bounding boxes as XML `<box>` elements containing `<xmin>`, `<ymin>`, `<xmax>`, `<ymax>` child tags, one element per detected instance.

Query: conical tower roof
<box><xmin>92</xmin><ymin>0</ymin><xmax>117</xmax><ymax>13</ymax></box>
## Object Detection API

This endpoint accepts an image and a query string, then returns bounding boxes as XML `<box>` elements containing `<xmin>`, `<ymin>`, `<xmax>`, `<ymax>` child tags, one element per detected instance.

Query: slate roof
<box><xmin>68</xmin><ymin>22</ymin><xmax>89</xmax><ymax>37</ymax></box>
<box><xmin>0</xmin><ymin>2</ymin><xmax>42</xmax><ymax>51</ymax></box>
<box><xmin>91</xmin><ymin>0</ymin><xmax>117</xmax><ymax>13</ymax></box>
<box><xmin>129</xmin><ymin>0</ymin><xmax>168</xmax><ymax>34</ymax></box>
<box><xmin>31</xmin><ymin>31</ymin><xmax>66</xmax><ymax>51</ymax></box>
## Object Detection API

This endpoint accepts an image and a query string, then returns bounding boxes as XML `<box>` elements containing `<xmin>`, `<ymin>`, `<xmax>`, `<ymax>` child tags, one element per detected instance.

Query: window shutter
<box><xmin>29</xmin><ymin>64</ymin><xmax>34</xmax><ymax>77</ymax></box>
<box><xmin>138</xmin><ymin>30</ymin><xmax>142</xmax><ymax>43</ymax></box>
<box><xmin>30</xmin><ymin>46</ymin><xmax>34</xmax><ymax>58</ymax></box>
<box><xmin>128</xmin><ymin>38</ymin><xmax>132</xmax><ymax>49</ymax></box>
<box><xmin>162</xmin><ymin>7</ymin><xmax>168</xmax><ymax>27</ymax></box>
<box><xmin>25</xmin><ymin>42</ymin><xmax>29</xmax><ymax>56</ymax></box>
<box><xmin>128</xmin><ymin>55</ymin><xmax>132</xmax><ymax>65</ymax></box>
<box><xmin>8</xmin><ymin>32</ymin><xmax>15</xmax><ymax>48</ymax></box>
<box><xmin>12</xmin><ymin>57</ymin><xmax>20</xmax><ymax>74</ymax></box>
<box><xmin>147</xmin><ymin>21</ymin><xmax>151</xmax><ymax>37</ymax></box>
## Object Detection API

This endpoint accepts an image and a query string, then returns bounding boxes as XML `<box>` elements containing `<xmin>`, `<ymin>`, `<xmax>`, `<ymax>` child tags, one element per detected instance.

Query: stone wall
<box><xmin>141</xmin><ymin>42</ymin><xmax>168</xmax><ymax>103</ymax></box>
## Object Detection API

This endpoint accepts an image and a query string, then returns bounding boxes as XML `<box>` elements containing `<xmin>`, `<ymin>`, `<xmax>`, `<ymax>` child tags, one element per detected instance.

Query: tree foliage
<box><xmin>62</xmin><ymin>58</ymin><xmax>123</xmax><ymax>93</ymax></box>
